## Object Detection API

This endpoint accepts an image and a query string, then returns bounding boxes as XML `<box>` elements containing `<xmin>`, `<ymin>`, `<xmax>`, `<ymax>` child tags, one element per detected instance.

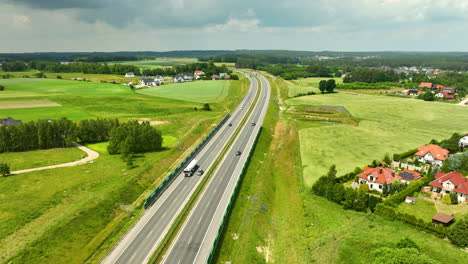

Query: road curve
<box><xmin>162</xmin><ymin>73</ymin><xmax>271</xmax><ymax>264</ymax></box>
<box><xmin>100</xmin><ymin>71</ymin><xmax>259</xmax><ymax>264</ymax></box>
<box><xmin>11</xmin><ymin>143</ymin><xmax>99</xmax><ymax>175</ymax></box>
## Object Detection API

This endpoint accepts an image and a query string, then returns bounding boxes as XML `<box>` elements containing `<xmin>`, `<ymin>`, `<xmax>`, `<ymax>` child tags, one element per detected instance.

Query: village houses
<box><xmin>357</xmin><ymin>167</ymin><xmax>397</xmax><ymax>193</ymax></box>
<box><xmin>429</xmin><ymin>171</ymin><xmax>468</xmax><ymax>203</ymax></box>
<box><xmin>414</xmin><ymin>144</ymin><xmax>449</xmax><ymax>166</ymax></box>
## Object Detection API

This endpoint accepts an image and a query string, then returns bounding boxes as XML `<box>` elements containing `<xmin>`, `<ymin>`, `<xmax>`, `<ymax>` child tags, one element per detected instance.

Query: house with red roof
<box><xmin>397</xmin><ymin>169</ymin><xmax>423</xmax><ymax>184</ymax></box>
<box><xmin>419</xmin><ymin>82</ymin><xmax>433</xmax><ymax>89</ymax></box>
<box><xmin>429</xmin><ymin>171</ymin><xmax>468</xmax><ymax>203</ymax></box>
<box><xmin>194</xmin><ymin>70</ymin><xmax>205</xmax><ymax>80</ymax></box>
<box><xmin>357</xmin><ymin>167</ymin><xmax>397</xmax><ymax>192</ymax></box>
<box><xmin>435</xmin><ymin>88</ymin><xmax>456</xmax><ymax>100</ymax></box>
<box><xmin>414</xmin><ymin>144</ymin><xmax>449</xmax><ymax>166</ymax></box>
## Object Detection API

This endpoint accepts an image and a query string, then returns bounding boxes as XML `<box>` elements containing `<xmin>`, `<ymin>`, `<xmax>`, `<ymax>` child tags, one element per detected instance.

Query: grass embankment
<box><xmin>215</xmin><ymin>77</ymin><xmax>306</xmax><ymax>263</ymax></box>
<box><xmin>137</xmin><ymin>80</ymin><xmax>231</xmax><ymax>103</ymax></box>
<box><xmin>0</xmin><ymin>75</ymin><xmax>249</xmax><ymax>263</ymax></box>
<box><xmin>287</xmin><ymin>92</ymin><xmax>468</xmax><ymax>186</ymax></box>
<box><xmin>0</xmin><ymin>148</ymin><xmax>85</xmax><ymax>171</ymax></box>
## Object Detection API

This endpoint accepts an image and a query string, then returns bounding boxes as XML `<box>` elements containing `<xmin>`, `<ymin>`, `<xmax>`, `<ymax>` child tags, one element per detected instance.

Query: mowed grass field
<box><xmin>0</xmin><ymin>148</ymin><xmax>85</xmax><ymax>171</ymax></box>
<box><xmin>288</xmin><ymin>77</ymin><xmax>343</xmax><ymax>97</ymax></box>
<box><xmin>137</xmin><ymin>80</ymin><xmax>230</xmax><ymax>103</ymax></box>
<box><xmin>287</xmin><ymin>93</ymin><xmax>468</xmax><ymax>186</ymax></box>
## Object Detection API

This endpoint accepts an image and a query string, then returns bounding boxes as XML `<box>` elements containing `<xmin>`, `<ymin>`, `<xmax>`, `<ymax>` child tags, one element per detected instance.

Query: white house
<box><xmin>174</xmin><ymin>74</ymin><xmax>185</xmax><ymax>83</ymax></box>
<box><xmin>219</xmin><ymin>72</ymin><xmax>228</xmax><ymax>78</ymax></box>
<box><xmin>125</xmin><ymin>72</ymin><xmax>135</xmax><ymax>78</ymax></box>
<box><xmin>357</xmin><ymin>167</ymin><xmax>397</xmax><ymax>193</ymax></box>
<box><xmin>460</xmin><ymin>135</ymin><xmax>468</xmax><ymax>149</ymax></box>
<box><xmin>154</xmin><ymin>75</ymin><xmax>164</xmax><ymax>83</ymax></box>
<box><xmin>194</xmin><ymin>70</ymin><xmax>205</xmax><ymax>80</ymax></box>
<box><xmin>430</xmin><ymin>172</ymin><xmax>468</xmax><ymax>203</ymax></box>
<box><xmin>140</xmin><ymin>76</ymin><xmax>159</xmax><ymax>87</ymax></box>
<box><xmin>414</xmin><ymin>144</ymin><xmax>449</xmax><ymax>167</ymax></box>
<box><xmin>182</xmin><ymin>73</ymin><xmax>194</xmax><ymax>81</ymax></box>
<box><xmin>405</xmin><ymin>196</ymin><xmax>416</xmax><ymax>204</ymax></box>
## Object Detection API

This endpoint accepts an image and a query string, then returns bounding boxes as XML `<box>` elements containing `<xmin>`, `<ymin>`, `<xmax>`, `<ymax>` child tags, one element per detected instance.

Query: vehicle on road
<box><xmin>251</xmin><ymin>122</ymin><xmax>256</xmax><ymax>126</ymax></box>
<box><xmin>184</xmin><ymin>159</ymin><xmax>198</xmax><ymax>176</ymax></box>
<box><xmin>235</xmin><ymin>151</ymin><xmax>241</xmax><ymax>156</ymax></box>
<box><xmin>228</xmin><ymin>123</ymin><xmax>232</xmax><ymax>127</ymax></box>
<box><xmin>240</xmin><ymin>106</ymin><xmax>243</xmax><ymax>109</ymax></box>
<box><xmin>197</xmin><ymin>169</ymin><xmax>204</xmax><ymax>176</ymax></box>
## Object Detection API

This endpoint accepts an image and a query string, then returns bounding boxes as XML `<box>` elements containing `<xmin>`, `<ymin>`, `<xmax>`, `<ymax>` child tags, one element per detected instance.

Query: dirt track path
<box><xmin>458</xmin><ymin>98</ymin><xmax>468</xmax><ymax>106</ymax></box>
<box><xmin>11</xmin><ymin>143</ymin><xmax>99</xmax><ymax>175</ymax></box>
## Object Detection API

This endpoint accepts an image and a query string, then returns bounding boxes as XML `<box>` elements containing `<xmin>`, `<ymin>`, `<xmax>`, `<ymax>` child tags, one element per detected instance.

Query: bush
<box><xmin>0</xmin><ymin>85</ymin><xmax>4</xmax><ymax>91</ymax></box>
<box><xmin>448</xmin><ymin>216</ymin><xmax>468</xmax><ymax>247</ymax></box>
<box><xmin>396</xmin><ymin>238</ymin><xmax>419</xmax><ymax>249</ymax></box>
<box><xmin>359</xmin><ymin>184</ymin><xmax>370</xmax><ymax>192</ymax></box>
<box><xmin>441</xmin><ymin>194</ymin><xmax>451</xmax><ymax>205</ymax></box>
<box><xmin>107</xmin><ymin>121</ymin><xmax>163</xmax><ymax>155</ymax></box>
<box><xmin>202</xmin><ymin>103</ymin><xmax>211</xmax><ymax>111</ymax></box>
<box><xmin>56</xmin><ymin>75</ymin><xmax>62</xmax><ymax>79</ymax></box>
<box><xmin>450</xmin><ymin>192</ymin><xmax>458</xmax><ymax>205</ymax></box>
<box><xmin>0</xmin><ymin>163</ymin><xmax>10</xmax><ymax>176</ymax></box>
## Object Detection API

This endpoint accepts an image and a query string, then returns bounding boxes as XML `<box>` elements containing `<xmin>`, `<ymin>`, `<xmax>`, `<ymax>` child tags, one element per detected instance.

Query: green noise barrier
<box><xmin>206</xmin><ymin>127</ymin><xmax>262</xmax><ymax>263</ymax></box>
<box><xmin>144</xmin><ymin>114</ymin><xmax>230</xmax><ymax>209</ymax></box>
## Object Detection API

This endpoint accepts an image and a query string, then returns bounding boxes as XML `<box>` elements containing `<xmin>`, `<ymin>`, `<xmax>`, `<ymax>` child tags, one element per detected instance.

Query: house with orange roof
<box><xmin>419</xmin><ymin>82</ymin><xmax>434</xmax><ymax>89</ymax></box>
<box><xmin>429</xmin><ymin>171</ymin><xmax>468</xmax><ymax>203</ymax></box>
<box><xmin>414</xmin><ymin>144</ymin><xmax>449</xmax><ymax>166</ymax></box>
<box><xmin>357</xmin><ymin>167</ymin><xmax>397</xmax><ymax>193</ymax></box>
<box><xmin>397</xmin><ymin>169</ymin><xmax>423</xmax><ymax>184</ymax></box>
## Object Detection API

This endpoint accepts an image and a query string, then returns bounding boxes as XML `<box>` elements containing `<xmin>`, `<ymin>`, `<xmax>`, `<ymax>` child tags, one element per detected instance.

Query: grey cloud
<box><xmin>6</xmin><ymin>0</ymin><xmax>107</xmax><ymax>9</ymax></box>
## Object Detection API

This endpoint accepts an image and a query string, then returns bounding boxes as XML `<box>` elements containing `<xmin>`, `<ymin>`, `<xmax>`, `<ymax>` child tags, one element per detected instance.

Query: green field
<box><xmin>288</xmin><ymin>77</ymin><xmax>343</xmax><ymax>97</ymax></box>
<box><xmin>0</xmin><ymin>74</ymin><xmax>249</xmax><ymax>263</ymax></box>
<box><xmin>137</xmin><ymin>80</ymin><xmax>230</xmax><ymax>103</ymax></box>
<box><xmin>287</xmin><ymin>93</ymin><xmax>468</xmax><ymax>186</ymax></box>
<box><xmin>108</xmin><ymin>58</ymin><xmax>198</xmax><ymax>69</ymax></box>
<box><xmin>0</xmin><ymin>78</ymin><xmax>132</xmax><ymax>97</ymax></box>
<box><xmin>398</xmin><ymin>195</ymin><xmax>467</xmax><ymax>221</ymax></box>
<box><xmin>216</xmin><ymin>77</ymin><xmax>467</xmax><ymax>264</ymax></box>
<box><xmin>0</xmin><ymin>148</ymin><xmax>85</xmax><ymax>171</ymax></box>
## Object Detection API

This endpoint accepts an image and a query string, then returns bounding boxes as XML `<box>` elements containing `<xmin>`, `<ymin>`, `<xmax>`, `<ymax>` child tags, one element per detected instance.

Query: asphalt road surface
<box><xmin>162</xmin><ymin>73</ymin><xmax>271</xmax><ymax>264</ymax></box>
<box><xmin>101</xmin><ymin>71</ymin><xmax>260</xmax><ymax>264</ymax></box>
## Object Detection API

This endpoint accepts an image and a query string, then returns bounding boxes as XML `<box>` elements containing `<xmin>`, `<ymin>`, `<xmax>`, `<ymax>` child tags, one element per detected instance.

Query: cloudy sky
<box><xmin>1</xmin><ymin>0</ymin><xmax>468</xmax><ymax>52</ymax></box>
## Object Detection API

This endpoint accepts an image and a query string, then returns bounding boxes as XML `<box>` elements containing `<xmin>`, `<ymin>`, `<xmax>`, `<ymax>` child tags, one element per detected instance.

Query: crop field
<box><xmin>108</xmin><ymin>58</ymin><xmax>198</xmax><ymax>69</ymax></box>
<box><xmin>0</xmin><ymin>99</ymin><xmax>61</xmax><ymax>109</ymax></box>
<box><xmin>137</xmin><ymin>80</ymin><xmax>230</xmax><ymax>103</ymax></box>
<box><xmin>0</xmin><ymin>148</ymin><xmax>85</xmax><ymax>171</ymax></box>
<box><xmin>287</xmin><ymin>93</ymin><xmax>468</xmax><ymax>186</ymax></box>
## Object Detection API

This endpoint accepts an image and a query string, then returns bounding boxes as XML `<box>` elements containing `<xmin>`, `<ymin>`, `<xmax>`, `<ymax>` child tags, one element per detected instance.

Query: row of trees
<box><xmin>318</xmin><ymin>79</ymin><xmax>336</xmax><ymax>93</ymax></box>
<box><xmin>0</xmin><ymin>118</ymin><xmax>163</xmax><ymax>154</ymax></box>
<box><xmin>1</xmin><ymin>61</ymin><xmax>28</xmax><ymax>71</ymax></box>
<box><xmin>263</xmin><ymin>64</ymin><xmax>333</xmax><ymax>80</ymax></box>
<box><xmin>343</xmin><ymin>68</ymin><xmax>401</xmax><ymax>83</ymax></box>
<box><xmin>311</xmin><ymin>165</ymin><xmax>382</xmax><ymax>212</ymax></box>
<box><xmin>29</xmin><ymin>61</ymin><xmax>141</xmax><ymax>75</ymax></box>
<box><xmin>107</xmin><ymin>121</ymin><xmax>162</xmax><ymax>155</ymax></box>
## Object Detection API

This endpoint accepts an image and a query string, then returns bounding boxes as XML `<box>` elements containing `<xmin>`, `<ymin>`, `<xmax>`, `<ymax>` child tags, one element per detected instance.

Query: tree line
<box><xmin>29</xmin><ymin>61</ymin><xmax>141</xmax><ymax>75</ymax></box>
<box><xmin>343</xmin><ymin>68</ymin><xmax>401</xmax><ymax>83</ymax></box>
<box><xmin>262</xmin><ymin>64</ymin><xmax>333</xmax><ymax>80</ymax></box>
<box><xmin>1</xmin><ymin>61</ymin><xmax>28</xmax><ymax>71</ymax></box>
<box><xmin>0</xmin><ymin>118</ymin><xmax>162</xmax><ymax>154</ymax></box>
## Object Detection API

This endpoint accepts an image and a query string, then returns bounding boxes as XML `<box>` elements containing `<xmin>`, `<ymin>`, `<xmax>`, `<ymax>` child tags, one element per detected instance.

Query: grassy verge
<box><xmin>149</xmin><ymin>74</ymin><xmax>260</xmax><ymax>263</ymax></box>
<box><xmin>215</xmin><ymin>77</ymin><xmax>307</xmax><ymax>263</ymax></box>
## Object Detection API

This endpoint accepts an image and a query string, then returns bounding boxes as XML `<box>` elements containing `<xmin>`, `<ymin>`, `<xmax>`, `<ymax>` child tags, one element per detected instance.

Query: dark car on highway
<box><xmin>235</xmin><ymin>151</ymin><xmax>241</xmax><ymax>156</ymax></box>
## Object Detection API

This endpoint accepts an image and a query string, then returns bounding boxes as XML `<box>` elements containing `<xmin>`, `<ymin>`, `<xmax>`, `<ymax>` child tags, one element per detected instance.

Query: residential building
<box><xmin>405</xmin><ymin>196</ymin><xmax>416</xmax><ymax>204</ymax></box>
<box><xmin>460</xmin><ymin>134</ymin><xmax>468</xmax><ymax>149</ymax></box>
<box><xmin>397</xmin><ymin>169</ymin><xmax>423</xmax><ymax>184</ymax></box>
<box><xmin>125</xmin><ymin>72</ymin><xmax>135</xmax><ymax>78</ymax></box>
<box><xmin>357</xmin><ymin>167</ymin><xmax>397</xmax><ymax>192</ymax></box>
<box><xmin>419</xmin><ymin>82</ymin><xmax>434</xmax><ymax>89</ymax></box>
<box><xmin>0</xmin><ymin>117</ymin><xmax>22</xmax><ymax>126</ymax></box>
<box><xmin>194</xmin><ymin>70</ymin><xmax>205</xmax><ymax>79</ymax></box>
<box><xmin>406</xmin><ymin>89</ymin><xmax>420</xmax><ymax>96</ymax></box>
<box><xmin>219</xmin><ymin>73</ymin><xmax>228</xmax><ymax>78</ymax></box>
<box><xmin>414</xmin><ymin>144</ymin><xmax>449</xmax><ymax>166</ymax></box>
<box><xmin>182</xmin><ymin>73</ymin><xmax>194</xmax><ymax>81</ymax></box>
<box><xmin>174</xmin><ymin>74</ymin><xmax>185</xmax><ymax>83</ymax></box>
<box><xmin>429</xmin><ymin>171</ymin><xmax>468</xmax><ymax>203</ymax></box>
<box><xmin>211</xmin><ymin>74</ymin><xmax>220</xmax><ymax>80</ymax></box>
<box><xmin>140</xmin><ymin>76</ymin><xmax>159</xmax><ymax>87</ymax></box>
<box><xmin>154</xmin><ymin>75</ymin><xmax>164</xmax><ymax>83</ymax></box>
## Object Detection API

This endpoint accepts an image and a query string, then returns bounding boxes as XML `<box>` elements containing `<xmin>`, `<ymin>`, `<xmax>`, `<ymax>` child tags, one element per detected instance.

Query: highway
<box><xmin>162</xmin><ymin>73</ymin><xmax>271</xmax><ymax>264</ymax></box>
<box><xmin>101</xmin><ymin>71</ymin><xmax>259</xmax><ymax>264</ymax></box>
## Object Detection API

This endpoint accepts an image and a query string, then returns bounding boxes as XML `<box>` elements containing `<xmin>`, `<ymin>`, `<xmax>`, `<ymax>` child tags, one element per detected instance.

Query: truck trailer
<box><xmin>183</xmin><ymin>159</ymin><xmax>198</xmax><ymax>177</ymax></box>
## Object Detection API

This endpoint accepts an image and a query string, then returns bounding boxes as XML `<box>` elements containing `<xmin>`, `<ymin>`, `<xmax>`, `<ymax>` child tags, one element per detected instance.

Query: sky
<box><xmin>1</xmin><ymin>0</ymin><xmax>468</xmax><ymax>52</ymax></box>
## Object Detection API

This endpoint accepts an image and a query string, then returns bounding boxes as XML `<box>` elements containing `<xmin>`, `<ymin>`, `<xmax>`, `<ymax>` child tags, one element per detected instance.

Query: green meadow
<box><xmin>137</xmin><ymin>80</ymin><xmax>230</xmax><ymax>103</ymax></box>
<box><xmin>288</xmin><ymin>77</ymin><xmax>343</xmax><ymax>97</ymax></box>
<box><xmin>0</xmin><ymin>74</ymin><xmax>249</xmax><ymax>263</ymax></box>
<box><xmin>287</xmin><ymin>92</ymin><xmax>468</xmax><ymax>186</ymax></box>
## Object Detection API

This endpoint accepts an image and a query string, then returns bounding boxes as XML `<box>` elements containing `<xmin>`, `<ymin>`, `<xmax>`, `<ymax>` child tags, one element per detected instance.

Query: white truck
<box><xmin>183</xmin><ymin>159</ymin><xmax>198</xmax><ymax>177</ymax></box>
